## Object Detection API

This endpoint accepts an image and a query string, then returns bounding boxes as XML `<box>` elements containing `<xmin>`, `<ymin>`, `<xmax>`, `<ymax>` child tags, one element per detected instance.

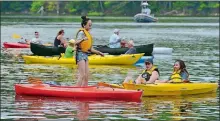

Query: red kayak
<box><xmin>3</xmin><ymin>42</ymin><xmax>30</xmax><ymax>48</ymax></box>
<box><xmin>15</xmin><ymin>84</ymin><xmax>142</xmax><ymax>101</ymax></box>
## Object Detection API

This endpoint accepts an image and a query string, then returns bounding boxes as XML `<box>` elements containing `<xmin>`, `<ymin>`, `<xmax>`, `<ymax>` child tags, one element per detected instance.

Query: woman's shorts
<box><xmin>76</xmin><ymin>51</ymin><xmax>88</xmax><ymax>64</ymax></box>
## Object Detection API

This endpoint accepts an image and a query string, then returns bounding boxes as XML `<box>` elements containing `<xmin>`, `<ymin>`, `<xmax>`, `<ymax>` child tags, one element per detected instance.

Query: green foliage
<box><xmin>88</xmin><ymin>12</ymin><xmax>103</xmax><ymax>16</ymax></box>
<box><xmin>46</xmin><ymin>1</ymin><xmax>57</xmax><ymax>12</ymax></box>
<box><xmin>30</xmin><ymin>1</ymin><xmax>45</xmax><ymax>13</ymax></box>
<box><xmin>1</xmin><ymin>1</ymin><xmax>32</xmax><ymax>12</ymax></box>
<box><xmin>1</xmin><ymin>1</ymin><xmax>219</xmax><ymax>16</ymax></box>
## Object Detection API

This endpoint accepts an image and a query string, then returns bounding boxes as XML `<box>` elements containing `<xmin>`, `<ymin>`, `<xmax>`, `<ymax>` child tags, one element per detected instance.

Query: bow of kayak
<box><xmin>3</xmin><ymin>42</ymin><xmax>30</xmax><ymax>48</ymax></box>
<box><xmin>123</xmin><ymin>83</ymin><xmax>218</xmax><ymax>96</ymax></box>
<box><xmin>97</xmin><ymin>82</ymin><xmax>218</xmax><ymax>96</ymax></box>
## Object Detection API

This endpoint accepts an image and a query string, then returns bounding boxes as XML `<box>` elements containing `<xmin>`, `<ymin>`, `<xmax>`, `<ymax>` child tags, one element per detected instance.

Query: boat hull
<box><xmin>134</xmin><ymin>13</ymin><xmax>158</xmax><ymax>23</ymax></box>
<box><xmin>15</xmin><ymin>84</ymin><xmax>142</xmax><ymax>101</ymax></box>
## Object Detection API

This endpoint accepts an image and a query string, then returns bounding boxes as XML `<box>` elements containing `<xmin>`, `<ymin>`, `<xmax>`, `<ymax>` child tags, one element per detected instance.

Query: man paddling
<box><xmin>109</xmin><ymin>29</ymin><xmax>121</xmax><ymax>48</ymax></box>
<box><xmin>25</xmin><ymin>31</ymin><xmax>42</xmax><ymax>45</ymax></box>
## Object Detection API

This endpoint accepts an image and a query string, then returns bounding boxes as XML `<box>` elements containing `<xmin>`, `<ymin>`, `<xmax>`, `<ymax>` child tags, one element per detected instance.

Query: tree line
<box><xmin>1</xmin><ymin>1</ymin><xmax>219</xmax><ymax>16</ymax></box>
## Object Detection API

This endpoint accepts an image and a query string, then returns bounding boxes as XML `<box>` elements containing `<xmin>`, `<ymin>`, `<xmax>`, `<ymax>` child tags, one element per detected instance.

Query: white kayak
<box><xmin>153</xmin><ymin>47</ymin><xmax>173</xmax><ymax>54</ymax></box>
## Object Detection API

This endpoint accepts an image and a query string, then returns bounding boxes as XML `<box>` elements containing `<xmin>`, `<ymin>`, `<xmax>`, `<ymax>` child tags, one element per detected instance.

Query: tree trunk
<box><xmin>99</xmin><ymin>1</ymin><xmax>104</xmax><ymax>16</ymax></box>
<box><xmin>57</xmin><ymin>1</ymin><xmax>60</xmax><ymax>15</ymax></box>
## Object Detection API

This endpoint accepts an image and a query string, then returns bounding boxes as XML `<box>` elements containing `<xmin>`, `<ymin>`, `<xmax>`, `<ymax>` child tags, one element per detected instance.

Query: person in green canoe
<box><xmin>64</xmin><ymin>39</ymin><xmax>76</xmax><ymax>58</ymax></box>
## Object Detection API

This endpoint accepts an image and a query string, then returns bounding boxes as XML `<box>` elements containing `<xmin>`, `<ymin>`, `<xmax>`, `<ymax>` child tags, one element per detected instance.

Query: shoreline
<box><xmin>1</xmin><ymin>15</ymin><xmax>219</xmax><ymax>23</ymax></box>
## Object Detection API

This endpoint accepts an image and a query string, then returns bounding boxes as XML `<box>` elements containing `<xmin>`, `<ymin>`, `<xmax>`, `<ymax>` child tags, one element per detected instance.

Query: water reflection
<box><xmin>14</xmin><ymin>95</ymin><xmax>142</xmax><ymax>120</ymax></box>
<box><xmin>11</xmin><ymin>92</ymin><xmax>218</xmax><ymax>121</ymax></box>
<box><xmin>142</xmin><ymin>93</ymin><xmax>218</xmax><ymax>121</ymax></box>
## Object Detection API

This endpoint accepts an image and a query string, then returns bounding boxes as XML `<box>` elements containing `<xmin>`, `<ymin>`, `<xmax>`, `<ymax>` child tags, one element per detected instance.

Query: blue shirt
<box><xmin>109</xmin><ymin>34</ymin><xmax>121</xmax><ymax>48</ymax></box>
<box><xmin>125</xmin><ymin>47</ymin><xmax>137</xmax><ymax>54</ymax></box>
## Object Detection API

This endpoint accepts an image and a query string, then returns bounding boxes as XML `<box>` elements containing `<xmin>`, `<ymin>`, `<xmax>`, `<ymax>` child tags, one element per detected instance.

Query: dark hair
<box><xmin>35</xmin><ymin>31</ymin><xmax>38</xmax><ymax>34</ymax></box>
<box><xmin>81</xmin><ymin>16</ymin><xmax>90</xmax><ymax>28</ymax></box>
<box><xmin>175</xmin><ymin>59</ymin><xmax>189</xmax><ymax>78</ymax></box>
<box><xmin>57</xmin><ymin>29</ymin><xmax>64</xmax><ymax>36</ymax></box>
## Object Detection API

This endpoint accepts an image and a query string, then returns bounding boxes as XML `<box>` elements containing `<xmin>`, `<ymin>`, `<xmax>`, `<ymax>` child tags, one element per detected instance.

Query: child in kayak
<box><xmin>156</xmin><ymin>59</ymin><xmax>189</xmax><ymax>83</ymax></box>
<box><xmin>123</xmin><ymin>58</ymin><xmax>160</xmax><ymax>84</ymax></box>
<box><xmin>64</xmin><ymin>39</ymin><xmax>76</xmax><ymax>58</ymax></box>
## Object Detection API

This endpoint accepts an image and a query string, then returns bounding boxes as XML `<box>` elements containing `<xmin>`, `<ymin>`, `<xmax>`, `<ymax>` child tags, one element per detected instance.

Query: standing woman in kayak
<box><xmin>54</xmin><ymin>29</ymin><xmax>67</xmax><ymax>48</ymax></box>
<box><xmin>75</xmin><ymin>16</ymin><xmax>104</xmax><ymax>86</ymax></box>
<box><xmin>156</xmin><ymin>59</ymin><xmax>189</xmax><ymax>83</ymax></box>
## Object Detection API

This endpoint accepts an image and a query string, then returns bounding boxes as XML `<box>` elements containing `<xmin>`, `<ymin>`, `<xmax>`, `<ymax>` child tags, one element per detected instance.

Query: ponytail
<box><xmin>81</xmin><ymin>16</ymin><xmax>90</xmax><ymax>28</ymax></box>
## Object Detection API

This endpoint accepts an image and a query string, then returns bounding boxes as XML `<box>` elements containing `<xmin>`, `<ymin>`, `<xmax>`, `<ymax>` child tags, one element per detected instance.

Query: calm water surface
<box><xmin>1</xmin><ymin>18</ymin><xmax>219</xmax><ymax>120</ymax></box>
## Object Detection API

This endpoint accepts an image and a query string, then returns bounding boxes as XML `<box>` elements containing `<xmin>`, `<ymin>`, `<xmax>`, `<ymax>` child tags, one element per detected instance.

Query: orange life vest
<box><xmin>76</xmin><ymin>28</ymin><xmax>93</xmax><ymax>52</ymax></box>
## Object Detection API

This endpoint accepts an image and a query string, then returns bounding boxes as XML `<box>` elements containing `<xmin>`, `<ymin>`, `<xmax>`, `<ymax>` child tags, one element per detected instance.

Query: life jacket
<box><xmin>76</xmin><ymin>28</ymin><xmax>93</xmax><ymax>52</ymax></box>
<box><xmin>170</xmin><ymin>70</ymin><xmax>182</xmax><ymax>83</ymax></box>
<box><xmin>141</xmin><ymin>66</ymin><xmax>158</xmax><ymax>81</ymax></box>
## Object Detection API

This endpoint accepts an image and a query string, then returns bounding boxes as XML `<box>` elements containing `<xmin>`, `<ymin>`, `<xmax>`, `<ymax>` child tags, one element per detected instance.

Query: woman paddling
<box><xmin>75</xmin><ymin>16</ymin><xmax>104</xmax><ymax>86</ymax></box>
<box><xmin>54</xmin><ymin>29</ymin><xmax>67</xmax><ymax>48</ymax></box>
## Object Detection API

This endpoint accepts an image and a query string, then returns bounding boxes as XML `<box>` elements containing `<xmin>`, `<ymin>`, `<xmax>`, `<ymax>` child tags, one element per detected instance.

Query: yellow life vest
<box><xmin>142</xmin><ymin>66</ymin><xmax>158</xmax><ymax>81</ymax></box>
<box><xmin>170</xmin><ymin>70</ymin><xmax>182</xmax><ymax>83</ymax></box>
<box><xmin>76</xmin><ymin>28</ymin><xmax>93</xmax><ymax>52</ymax></box>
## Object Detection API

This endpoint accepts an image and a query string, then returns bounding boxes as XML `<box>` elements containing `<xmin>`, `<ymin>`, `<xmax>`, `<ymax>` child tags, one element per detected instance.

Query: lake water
<box><xmin>1</xmin><ymin>18</ymin><xmax>219</xmax><ymax>120</ymax></box>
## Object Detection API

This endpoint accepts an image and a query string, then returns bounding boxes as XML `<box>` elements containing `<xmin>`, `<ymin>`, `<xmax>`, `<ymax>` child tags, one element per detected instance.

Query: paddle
<box><xmin>12</xmin><ymin>33</ymin><xmax>29</xmax><ymax>44</ymax></box>
<box><xmin>12</xmin><ymin>33</ymin><xmax>23</xmax><ymax>39</ymax></box>
<box><xmin>27</xmin><ymin>77</ymin><xmax>43</xmax><ymax>84</ymax></box>
<box><xmin>27</xmin><ymin>77</ymin><xmax>61</xmax><ymax>85</ymax></box>
<box><xmin>11</xmin><ymin>33</ymin><xmax>53</xmax><ymax>46</ymax></box>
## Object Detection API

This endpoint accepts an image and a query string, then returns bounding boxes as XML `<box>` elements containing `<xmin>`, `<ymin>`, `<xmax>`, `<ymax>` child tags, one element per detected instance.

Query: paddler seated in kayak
<box><xmin>109</xmin><ymin>29</ymin><xmax>121</xmax><ymax>48</ymax></box>
<box><xmin>64</xmin><ymin>39</ymin><xmax>76</xmax><ymax>58</ymax></box>
<box><xmin>123</xmin><ymin>58</ymin><xmax>160</xmax><ymax>84</ymax></box>
<box><xmin>125</xmin><ymin>40</ymin><xmax>137</xmax><ymax>54</ymax></box>
<box><xmin>75</xmin><ymin>16</ymin><xmax>104</xmax><ymax>87</ymax></box>
<box><xmin>156</xmin><ymin>59</ymin><xmax>189</xmax><ymax>83</ymax></box>
<box><xmin>54</xmin><ymin>29</ymin><xmax>67</xmax><ymax>48</ymax></box>
<box><xmin>25</xmin><ymin>31</ymin><xmax>42</xmax><ymax>45</ymax></box>
<box><xmin>109</xmin><ymin>29</ymin><xmax>131</xmax><ymax>48</ymax></box>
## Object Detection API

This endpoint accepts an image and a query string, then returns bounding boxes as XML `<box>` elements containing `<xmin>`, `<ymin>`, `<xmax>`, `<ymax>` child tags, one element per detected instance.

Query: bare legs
<box><xmin>76</xmin><ymin>60</ymin><xmax>89</xmax><ymax>87</ymax></box>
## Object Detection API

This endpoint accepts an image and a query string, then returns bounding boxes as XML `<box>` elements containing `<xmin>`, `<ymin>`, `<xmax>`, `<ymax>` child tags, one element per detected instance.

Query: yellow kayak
<box><xmin>123</xmin><ymin>83</ymin><xmax>218</xmax><ymax>96</ymax></box>
<box><xmin>22</xmin><ymin>53</ymin><xmax>144</xmax><ymax>65</ymax></box>
<box><xmin>97</xmin><ymin>82</ymin><xmax>218</xmax><ymax>96</ymax></box>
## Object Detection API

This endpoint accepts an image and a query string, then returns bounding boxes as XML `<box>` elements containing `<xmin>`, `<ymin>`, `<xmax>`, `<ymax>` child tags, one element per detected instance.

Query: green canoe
<box><xmin>30</xmin><ymin>43</ymin><xmax>66</xmax><ymax>56</ymax></box>
<box><xmin>94</xmin><ymin>43</ymin><xmax>154</xmax><ymax>56</ymax></box>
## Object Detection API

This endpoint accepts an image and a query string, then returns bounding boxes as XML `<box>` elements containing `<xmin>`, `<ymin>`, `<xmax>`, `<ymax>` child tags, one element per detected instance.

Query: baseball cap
<box><xmin>145</xmin><ymin>58</ymin><xmax>153</xmax><ymax>64</ymax></box>
<box><xmin>114</xmin><ymin>29</ymin><xmax>120</xmax><ymax>33</ymax></box>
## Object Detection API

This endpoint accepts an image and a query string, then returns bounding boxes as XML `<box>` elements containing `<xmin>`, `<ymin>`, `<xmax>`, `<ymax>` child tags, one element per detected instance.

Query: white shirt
<box><xmin>109</xmin><ymin>33</ymin><xmax>121</xmax><ymax>48</ymax></box>
<box><xmin>31</xmin><ymin>37</ymin><xmax>42</xmax><ymax>44</ymax></box>
<box><xmin>142</xmin><ymin>8</ymin><xmax>151</xmax><ymax>15</ymax></box>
